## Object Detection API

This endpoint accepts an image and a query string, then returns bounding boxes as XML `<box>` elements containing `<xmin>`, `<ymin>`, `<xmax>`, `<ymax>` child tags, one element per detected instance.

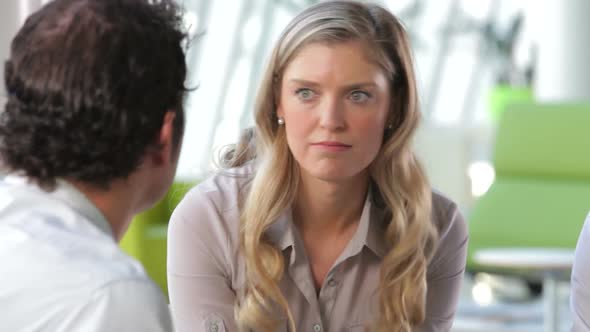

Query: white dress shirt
<box><xmin>572</xmin><ymin>213</ymin><xmax>590</xmax><ymax>331</ymax></box>
<box><xmin>0</xmin><ymin>176</ymin><xmax>173</xmax><ymax>332</ymax></box>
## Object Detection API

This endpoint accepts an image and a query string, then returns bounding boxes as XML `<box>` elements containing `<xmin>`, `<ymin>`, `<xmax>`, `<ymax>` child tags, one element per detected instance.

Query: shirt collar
<box><xmin>266</xmin><ymin>207</ymin><xmax>296</xmax><ymax>252</ymax></box>
<box><xmin>365</xmin><ymin>202</ymin><xmax>388</xmax><ymax>258</ymax></box>
<box><xmin>340</xmin><ymin>190</ymin><xmax>388</xmax><ymax>259</ymax></box>
<box><xmin>4</xmin><ymin>175</ymin><xmax>113</xmax><ymax>238</ymax></box>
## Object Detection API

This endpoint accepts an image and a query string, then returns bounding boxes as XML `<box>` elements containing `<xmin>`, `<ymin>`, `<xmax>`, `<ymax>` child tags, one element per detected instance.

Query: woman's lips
<box><xmin>311</xmin><ymin>141</ymin><xmax>352</xmax><ymax>152</ymax></box>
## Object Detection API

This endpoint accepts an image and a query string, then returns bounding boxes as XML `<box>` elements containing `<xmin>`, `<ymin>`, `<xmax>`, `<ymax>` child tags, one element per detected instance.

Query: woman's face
<box><xmin>278</xmin><ymin>40</ymin><xmax>391</xmax><ymax>183</ymax></box>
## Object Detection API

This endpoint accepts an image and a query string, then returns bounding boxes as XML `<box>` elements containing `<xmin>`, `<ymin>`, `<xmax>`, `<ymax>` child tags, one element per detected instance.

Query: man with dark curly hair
<box><xmin>0</xmin><ymin>0</ymin><xmax>188</xmax><ymax>330</ymax></box>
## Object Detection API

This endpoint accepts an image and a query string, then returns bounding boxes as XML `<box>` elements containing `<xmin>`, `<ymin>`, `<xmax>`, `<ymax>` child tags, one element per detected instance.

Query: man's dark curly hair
<box><xmin>0</xmin><ymin>0</ymin><xmax>188</xmax><ymax>189</ymax></box>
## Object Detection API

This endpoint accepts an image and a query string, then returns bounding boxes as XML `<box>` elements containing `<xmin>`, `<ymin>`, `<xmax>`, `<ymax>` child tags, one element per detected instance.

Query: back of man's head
<box><xmin>0</xmin><ymin>0</ymin><xmax>187</xmax><ymax>189</ymax></box>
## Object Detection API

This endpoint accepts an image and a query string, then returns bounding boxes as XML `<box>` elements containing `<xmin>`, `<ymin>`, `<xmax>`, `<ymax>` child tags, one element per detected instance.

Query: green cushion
<box><xmin>495</xmin><ymin>104</ymin><xmax>590</xmax><ymax>180</ymax></box>
<box><xmin>467</xmin><ymin>177</ymin><xmax>590</xmax><ymax>270</ymax></box>
<box><xmin>143</xmin><ymin>227</ymin><xmax>168</xmax><ymax>294</ymax></box>
<box><xmin>468</xmin><ymin>103</ymin><xmax>590</xmax><ymax>274</ymax></box>
<box><xmin>488</xmin><ymin>85</ymin><xmax>533</xmax><ymax>122</ymax></box>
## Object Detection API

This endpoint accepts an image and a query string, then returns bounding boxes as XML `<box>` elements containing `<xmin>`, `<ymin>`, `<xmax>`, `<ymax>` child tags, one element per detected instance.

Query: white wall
<box><xmin>413</xmin><ymin>122</ymin><xmax>496</xmax><ymax>213</ymax></box>
<box><xmin>0</xmin><ymin>1</ymin><xmax>20</xmax><ymax>106</ymax></box>
<box><xmin>0</xmin><ymin>0</ymin><xmax>47</xmax><ymax>107</ymax></box>
<box><xmin>414</xmin><ymin>125</ymin><xmax>471</xmax><ymax>210</ymax></box>
<box><xmin>532</xmin><ymin>0</ymin><xmax>590</xmax><ymax>102</ymax></box>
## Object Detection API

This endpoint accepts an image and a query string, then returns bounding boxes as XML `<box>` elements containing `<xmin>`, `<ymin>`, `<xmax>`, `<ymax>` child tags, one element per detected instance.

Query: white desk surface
<box><xmin>474</xmin><ymin>248</ymin><xmax>575</xmax><ymax>270</ymax></box>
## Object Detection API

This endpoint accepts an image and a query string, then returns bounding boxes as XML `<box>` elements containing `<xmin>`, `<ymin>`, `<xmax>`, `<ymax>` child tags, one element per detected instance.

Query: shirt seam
<box><xmin>428</xmin><ymin>201</ymin><xmax>468</xmax><ymax>277</ymax></box>
<box><xmin>180</xmin><ymin>191</ymin><xmax>233</xmax><ymax>285</ymax></box>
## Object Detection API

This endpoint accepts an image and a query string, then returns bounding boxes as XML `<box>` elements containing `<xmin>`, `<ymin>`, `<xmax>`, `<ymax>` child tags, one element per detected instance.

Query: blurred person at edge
<box><xmin>0</xmin><ymin>0</ymin><xmax>188</xmax><ymax>331</ymax></box>
<box><xmin>571</xmin><ymin>213</ymin><xmax>590</xmax><ymax>332</ymax></box>
<box><xmin>167</xmin><ymin>1</ymin><xmax>468</xmax><ymax>331</ymax></box>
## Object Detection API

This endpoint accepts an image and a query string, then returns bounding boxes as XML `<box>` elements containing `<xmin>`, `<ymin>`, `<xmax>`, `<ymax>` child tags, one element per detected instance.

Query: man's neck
<box><xmin>68</xmin><ymin>179</ymin><xmax>139</xmax><ymax>241</ymax></box>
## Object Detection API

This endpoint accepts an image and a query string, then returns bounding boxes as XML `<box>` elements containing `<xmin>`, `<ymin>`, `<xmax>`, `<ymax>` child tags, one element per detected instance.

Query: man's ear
<box><xmin>148</xmin><ymin>111</ymin><xmax>176</xmax><ymax>167</ymax></box>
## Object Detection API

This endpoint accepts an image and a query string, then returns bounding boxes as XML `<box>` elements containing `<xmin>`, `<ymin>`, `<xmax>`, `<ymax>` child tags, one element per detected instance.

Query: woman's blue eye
<box><xmin>295</xmin><ymin>88</ymin><xmax>315</xmax><ymax>101</ymax></box>
<box><xmin>350</xmin><ymin>90</ymin><xmax>370</xmax><ymax>103</ymax></box>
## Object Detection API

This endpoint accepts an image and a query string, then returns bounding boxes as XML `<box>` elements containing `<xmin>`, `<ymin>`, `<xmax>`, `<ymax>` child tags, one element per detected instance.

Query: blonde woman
<box><xmin>168</xmin><ymin>1</ymin><xmax>467</xmax><ymax>331</ymax></box>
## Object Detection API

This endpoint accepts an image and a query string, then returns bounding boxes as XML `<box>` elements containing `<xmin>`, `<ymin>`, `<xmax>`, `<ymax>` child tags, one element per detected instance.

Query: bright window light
<box><xmin>472</xmin><ymin>280</ymin><xmax>494</xmax><ymax>306</ymax></box>
<box><xmin>183</xmin><ymin>10</ymin><xmax>199</xmax><ymax>39</ymax></box>
<box><xmin>468</xmin><ymin>160</ymin><xmax>495</xmax><ymax>197</ymax></box>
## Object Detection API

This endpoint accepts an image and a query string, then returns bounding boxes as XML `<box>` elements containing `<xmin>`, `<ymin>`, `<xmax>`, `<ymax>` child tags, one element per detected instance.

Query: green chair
<box><xmin>467</xmin><ymin>103</ymin><xmax>590</xmax><ymax>274</ymax></box>
<box><xmin>120</xmin><ymin>181</ymin><xmax>196</xmax><ymax>298</ymax></box>
<box><xmin>487</xmin><ymin>85</ymin><xmax>534</xmax><ymax>123</ymax></box>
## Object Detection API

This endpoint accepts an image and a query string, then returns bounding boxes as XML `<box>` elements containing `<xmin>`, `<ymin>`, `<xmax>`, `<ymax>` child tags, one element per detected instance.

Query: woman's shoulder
<box><xmin>167</xmin><ymin>166</ymin><xmax>255</xmax><ymax>284</ymax></box>
<box><xmin>426</xmin><ymin>190</ymin><xmax>469</xmax><ymax>278</ymax></box>
<box><xmin>168</xmin><ymin>165</ymin><xmax>255</xmax><ymax>271</ymax></box>
<box><xmin>179</xmin><ymin>163</ymin><xmax>255</xmax><ymax>215</ymax></box>
<box><xmin>170</xmin><ymin>164</ymin><xmax>255</xmax><ymax>244</ymax></box>
<box><xmin>430</xmin><ymin>189</ymin><xmax>468</xmax><ymax>245</ymax></box>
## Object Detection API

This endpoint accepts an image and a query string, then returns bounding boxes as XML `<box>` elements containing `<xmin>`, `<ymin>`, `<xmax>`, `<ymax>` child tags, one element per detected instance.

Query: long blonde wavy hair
<box><xmin>220</xmin><ymin>1</ymin><xmax>439</xmax><ymax>331</ymax></box>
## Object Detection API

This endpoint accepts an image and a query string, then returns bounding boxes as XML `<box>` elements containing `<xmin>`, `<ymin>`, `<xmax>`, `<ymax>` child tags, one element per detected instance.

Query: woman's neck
<box><xmin>293</xmin><ymin>170</ymin><xmax>370</xmax><ymax>234</ymax></box>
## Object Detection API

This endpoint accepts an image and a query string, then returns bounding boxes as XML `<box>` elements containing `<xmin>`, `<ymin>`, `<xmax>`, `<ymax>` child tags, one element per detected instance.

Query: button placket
<box><xmin>203</xmin><ymin>313</ymin><xmax>225</xmax><ymax>332</ymax></box>
<box><xmin>318</xmin><ymin>275</ymin><xmax>340</xmax><ymax>331</ymax></box>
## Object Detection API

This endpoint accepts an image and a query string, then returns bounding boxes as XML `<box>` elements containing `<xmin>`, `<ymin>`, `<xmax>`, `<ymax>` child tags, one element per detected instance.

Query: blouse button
<box><xmin>328</xmin><ymin>279</ymin><xmax>337</xmax><ymax>287</ymax></box>
<box><xmin>313</xmin><ymin>324</ymin><xmax>322</xmax><ymax>332</ymax></box>
<box><xmin>204</xmin><ymin>313</ymin><xmax>224</xmax><ymax>332</ymax></box>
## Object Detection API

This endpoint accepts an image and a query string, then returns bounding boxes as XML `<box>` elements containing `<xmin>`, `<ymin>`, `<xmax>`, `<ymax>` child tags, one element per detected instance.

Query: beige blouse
<box><xmin>167</xmin><ymin>164</ymin><xmax>468</xmax><ymax>332</ymax></box>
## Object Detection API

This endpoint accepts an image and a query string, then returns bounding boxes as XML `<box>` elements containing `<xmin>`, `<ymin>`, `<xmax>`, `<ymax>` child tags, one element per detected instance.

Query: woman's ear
<box><xmin>277</xmin><ymin>105</ymin><xmax>284</xmax><ymax>119</ymax></box>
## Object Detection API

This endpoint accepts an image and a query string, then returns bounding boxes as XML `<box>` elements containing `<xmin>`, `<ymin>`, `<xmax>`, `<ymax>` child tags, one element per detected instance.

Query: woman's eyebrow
<box><xmin>288</xmin><ymin>78</ymin><xmax>321</xmax><ymax>87</ymax></box>
<box><xmin>288</xmin><ymin>79</ymin><xmax>377</xmax><ymax>90</ymax></box>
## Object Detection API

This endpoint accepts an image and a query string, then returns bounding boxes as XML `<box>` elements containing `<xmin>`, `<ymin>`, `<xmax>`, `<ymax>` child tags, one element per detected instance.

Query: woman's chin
<box><xmin>304</xmin><ymin>167</ymin><xmax>366</xmax><ymax>183</ymax></box>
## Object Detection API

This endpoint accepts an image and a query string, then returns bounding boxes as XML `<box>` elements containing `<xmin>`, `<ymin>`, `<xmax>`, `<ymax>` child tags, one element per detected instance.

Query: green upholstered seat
<box><xmin>467</xmin><ymin>104</ymin><xmax>590</xmax><ymax>273</ymax></box>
